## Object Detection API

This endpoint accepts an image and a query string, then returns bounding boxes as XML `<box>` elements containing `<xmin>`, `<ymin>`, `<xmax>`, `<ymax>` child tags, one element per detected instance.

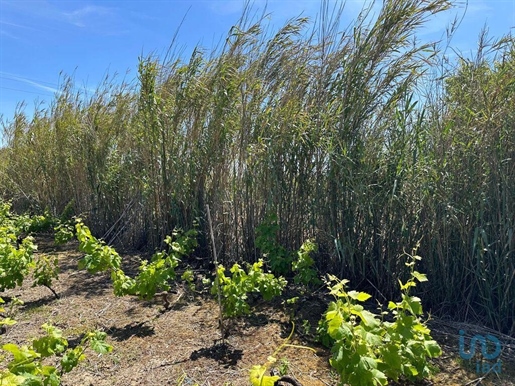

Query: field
<box><xmin>1</xmin><ymin>234</ymin><xmax>514</xmax><ymax>386</ymax></box>
<box><xmin>1</xmin><ymin>0</ymin><xmax>514</xmax><ymax>384</ymax></box>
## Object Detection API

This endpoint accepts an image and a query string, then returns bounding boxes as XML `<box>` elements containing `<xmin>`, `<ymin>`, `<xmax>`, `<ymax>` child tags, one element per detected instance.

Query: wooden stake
<box><xmin>206</xmin><ymin>204</ymin><xmax>224</xmax><ymax>340</ymax></box>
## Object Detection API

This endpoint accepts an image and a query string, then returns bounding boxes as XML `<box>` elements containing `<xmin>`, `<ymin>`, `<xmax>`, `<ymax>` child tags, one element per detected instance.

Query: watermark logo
<box><xmin>459</xmin><ymin>329</ymin><xmax>502</xmax><ymax>374</ymax></box>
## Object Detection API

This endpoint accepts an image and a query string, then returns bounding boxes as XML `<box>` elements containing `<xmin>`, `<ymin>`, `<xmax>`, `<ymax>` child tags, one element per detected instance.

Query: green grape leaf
<box><xmin>380</xmin><ymin>343</ymin><xmax>403</xmax><ymax>376</ymax></box>
<box><xmin>3</xmin><ymin>343</ymin><xmax>40</xmax><ymax>363</ymax></box>
<box><xmin>405</xmin><ymin>295</ymin><xmax>423</xmax><ymax>315</ymax></box>
<box><xmin>60</xmin><ymin>347</ymin><xmax>85</xmax><ymax>373</ymax></box>
<box><xmin>0</xmin><ymin>370</ymin><xmax>25</xmax><ymax>385</ymax></box>
<box><xmin>0</xmin><ymin>318</ymin><xmax>17</xmax><ymax>326</ymax></box>
<box><xmin>11</xmin><ymin>373</ymin><xmax>44</xmax><ymax>386</ymax></box>
<box><xmin>3</xmin><ymin>347</ymin><xmax>39</xmax><ymax>375</ymax></box>
<box><xmin>348</xmin><ymin>291</ymin><xmax>372</xmax><ymax>302</ymax></box>
<box><xmin>399</xmin><ymin>279</ymin><xmax>416</xmax><ymax>291</ymax></box>
<box><xmin>363</xmin><ymin>330</ymin><xmax>382</xmax><ymax>346</ymax></box>
<box><xmin>32</xmin><ymin>324</ymin><xmax>67</xmax><ymax>358</ymax></box>
<box><xmin>405</xmin><ymin>365</ymin><xmax>419</xmax><ymax>377</ymax></box>
<box><xmin>370</xmin><ymin>368</ymin><xmax>389</xmax><ymax>386</ymax></box>
<box><xmin>424</xmin><ymin>340</ymin><xmax>442</xmax><ymax>357</ymax></box>
<box><xmin>354</xmin><ymin>309</ymin><xmax>379</xmax><ymax>328</ymax></box>
<box><xmin>413</xmin><ymin>323</ymin><xmax>430</xmax><ymax>335</ymax></box>
<box><xmin>249</xmin><ymin>365</ymin><xmax>279</xmax><ymax>386</ymax></box>
<box><xmin>412</xmin><ymin>271</ymin><xmax>428</xmax><ymax>282</ymax></box>
<box><xmin>89</xmin><ymin>333</ymin><xmax>112</xmax><ymax>354</ymax></box>
<box><xmin>326</xmin><ymin>309</ymin><xmax>344</xmax><ymax>337</ymax></box>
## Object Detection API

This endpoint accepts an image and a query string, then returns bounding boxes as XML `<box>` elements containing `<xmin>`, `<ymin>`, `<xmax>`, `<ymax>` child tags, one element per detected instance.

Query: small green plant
<box><xmin>0</xmin><ymin>208</ymin><xmax>37</xmax><ymax>291</ymax></box>
<box><xmin>0</xmin><ymin>202</ymin><xmax>61</xmax><ymax>298</ymax></box>
<box><xmin>119</xmin><ymin>229</ymin><xmax>198</xmax><ymax>299</ymax></box>
<box><xmin>0</xmin><ymin>235</ymin><xmax>36</xmax><ymax>292</ymax></box>
<box><xmin>318</xmin><ymin>251</ymin><xmax>441</xmax><ymax>386</ymax></box>
<box><xmin>212</xmin><ymin>259</ymin><xmax>287</xmax><ymax>317</ymax></box>
<box><xmin>256</xmin><ymin>216</ymin><xmax>321</xmax><ymax>287</ymax></box>
<box><xmin>277</xmin><ymin>358</ymin><xmax>290</xmax><ymax>376</ymax></box>
<box><xmin>32</xmin><ymin>255</ymin><xmax>60</xmax><ymax>298</ymax></box>
<box><xmin>0</xmin><ymin>323</ymin><xmax>112</xmax><ymax>385</ymax></box>
<box><xmin>379</xmin><ymin>254</ymin><xmax>442</xmax><ymax>382</ymax></box>
<box><xmin>75</xmin><ymin>220</ymin><xmax>198</xmax><ymax>300</ymax></box>
<box><xmin>59</xmin><ymin>200</ymin><xmax>75</xmax><ymax>223</ymax></box>
<box><xmin>54</xmin><ymin>222</ymin><xmax>75</xmax><ymax>246</ymax></box>
<box><xmin>127</xmin><ymin>243</ymin><xmax>180</xmax><ymax>300</ymax></box>
<box><xmin>284</xmin><ymin>296</ymin><xmax>299</xmax><ymax>320</ymax></box>
<box><xmin>255</xmin><ymin>214</ymin><xmax>292</xmax><ymax>276</ymax></box>
<box><xmin>292</xmin><ymin>239</ymin><xmax>321</xmax><ymax>287</ymax></box>
<box><xmin>76</xmin><ymin>220</ymin><xmax>122</xmax><ymax>273</ymax></box>
<box><xmin>0</xmin><ymin>297</ymin><xmax>20</xmax><ymax>328</ymax></box>
<box><xmin>299</xmin><ymin>319</ymin><xmax>312</xmax><ymax>337</ymax></box>
<box><xmin>16</xmin><ymin>210</ymin><xmax>57</xmax><ymax>234</ymax></box>
<box><xmin>180</xmin><ymin>269</ymin><xmax>195</xmax><ymax>291</ymax></box>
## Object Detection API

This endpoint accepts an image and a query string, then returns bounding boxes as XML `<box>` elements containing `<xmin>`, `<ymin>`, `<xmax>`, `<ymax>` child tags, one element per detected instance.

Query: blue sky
<box><xmin>0</xmin><ymin>0</ymin><xmax>514</xmax><ymax>123</ymax></box>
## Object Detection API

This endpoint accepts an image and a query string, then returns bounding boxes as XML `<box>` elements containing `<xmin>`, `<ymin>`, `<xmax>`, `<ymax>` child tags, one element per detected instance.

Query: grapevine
<box><xmin>318</xmin><ymin>251</ymin><xmax>442</xmax><ymax>386</ymax></box>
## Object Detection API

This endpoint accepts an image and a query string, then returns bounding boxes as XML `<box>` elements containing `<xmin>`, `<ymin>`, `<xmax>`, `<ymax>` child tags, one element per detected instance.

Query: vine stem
<box><xmin>44</xmin><ymin>284</ymin><xmax>60</xmax><ymax>299</ymax></box>
<box><xmin>206</xmin><ymin>204</ymin><xmax>224</xmax><ymax>341</ymax></box>
<box><xmin>272</xmin><ymin>323</ymin><xmax>316</xmax><ymax>358</ymax></box>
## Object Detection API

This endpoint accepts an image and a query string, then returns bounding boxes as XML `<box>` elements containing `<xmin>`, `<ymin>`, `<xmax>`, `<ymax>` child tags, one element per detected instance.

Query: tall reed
<box><xmin>1</xmin><ymin>0</ymin><xmax>513</xmax><ymax>333</ymax></box>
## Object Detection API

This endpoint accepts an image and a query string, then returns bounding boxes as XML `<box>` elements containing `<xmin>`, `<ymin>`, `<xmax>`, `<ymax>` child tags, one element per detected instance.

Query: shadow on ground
<box><xmin>107</xmin><ymin>321</ymin><xmax>155</xmax><ymax>341</ymax></box>
<box><xmin>190</xmin><ymin>342</ymin><xmax>243</xmax><ymax>368</ymax></box>
<box><xmin>58</xmin><ymin>270</ymin><xmax>112</xmax><ymax>298</ymax></box>
<box><xmin>20</xmin><ymin>294</ymin><xmax>58</xmax><ymax>311</ymax></box>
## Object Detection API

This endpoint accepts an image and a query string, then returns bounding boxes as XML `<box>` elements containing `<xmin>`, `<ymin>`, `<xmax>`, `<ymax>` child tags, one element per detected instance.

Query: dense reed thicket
<box><xmin>1</xmin><ymin>0</ymin><xmax>513</xmax><ymax>334</ymax></box>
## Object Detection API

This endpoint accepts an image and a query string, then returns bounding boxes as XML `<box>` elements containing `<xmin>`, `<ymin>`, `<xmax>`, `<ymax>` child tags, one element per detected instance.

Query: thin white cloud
<box><xmin>0</xmin><ymin>20</ymin><xmax>34</xmax><ymax>30</ymax></box>
<box><xmin>2</xmin><ymin>1</ymin><xmax>125</xmax><ymax>35</ymax></box>
<box><xmin>0</xmin><ymin>19</ymin><xmax>46</xmax><ymax>40</ymax></box>
<box><xmin>17</xmin><ymin>78</ymin><xmax>59</xmax><ymax>94</ymax></box>
<box><xmin>466</xmin><ymin>0</ymin><xmax>493</xmax><ymax>15</ymax></box>
<box><xmin>0</xmin><ymin>72</ymin><xmax>59</xmax><ymax>94</ymax></box>
<box><xmin>0</xmin><ymin>28</ymin><xmax>19</xmax><ymax>40</ymax></box>
<box><xmin>62</xmin><ymin>5</ymin><xmax>113</xmax><ymax>28</ymax></box>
